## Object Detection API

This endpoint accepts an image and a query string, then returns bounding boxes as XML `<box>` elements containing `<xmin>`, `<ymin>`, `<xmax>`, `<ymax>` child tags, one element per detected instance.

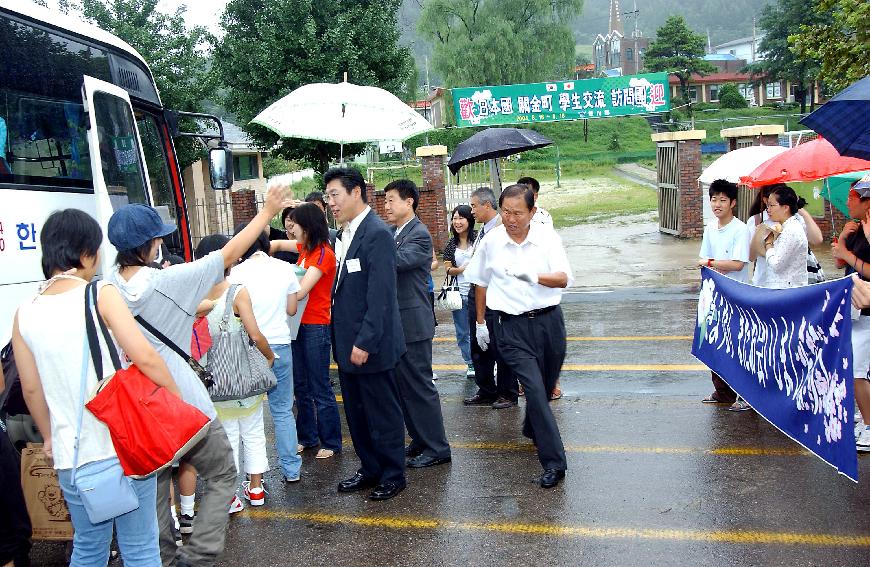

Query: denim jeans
<box><xmin>292</xmin><ymin>324</ymin><xmax>343</xmax><ymax>452</ymax></box>
<box><xmin>57</xmin><ymin>469</ymin><xmax>160</xmax><ymax>567</ymax></box>
<box><xmin>451</xmin><ymin>295</ymin><xmax>472</xmax><ymax>365</ymax></box>
<box><xmin>268</xmin><ymin>343</ymin><xmax>302</xmax><ymax>479</ymax></box>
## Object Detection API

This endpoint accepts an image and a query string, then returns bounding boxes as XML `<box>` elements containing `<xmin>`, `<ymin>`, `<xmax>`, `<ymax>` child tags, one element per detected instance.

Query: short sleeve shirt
<box><xmin>296</xmin><ymin>243</ymin><xmax>336</xmax><ymax>325</ymax></box>
<box><xmin>229</xmin><ymin>253</ymin><xmax>301</xmax><ymax>344</ymax></box>
<box><xmin>700</xmin><ymin>217</ymin><xmax>751</xmax><ymax>283</ymax></box>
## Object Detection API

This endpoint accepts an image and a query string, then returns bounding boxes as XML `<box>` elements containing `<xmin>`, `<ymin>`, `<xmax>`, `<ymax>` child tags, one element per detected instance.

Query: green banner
<box><xmin>451</xmin><ymin>72</ymin><xmax>671</xmax><ymax>128</ymax></box>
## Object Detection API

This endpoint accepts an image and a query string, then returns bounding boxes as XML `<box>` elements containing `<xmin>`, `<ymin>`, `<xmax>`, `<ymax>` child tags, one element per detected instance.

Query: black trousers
<box><xmin>338</xmin><ymin>368</ymin><xmax>407</xmax><ymax>485</ymax></box>
<box><xmin>395</xmin><ymin>339</ymin><xmax>451</xmax><ymax>459</ymax></box>
<box><xmin>0</xmin><ymin>423</ymin><xmax>31</xmax><ymax>567</ymax></box>
<box><xmin>494</xmin><ymin>306</ymin><xmax>568</xmax><ymax>471</ymax></box>
<box><xmin>468</xmin><ymin>286</ymin><xmax>519</xmax><ymax>402</ymax></box>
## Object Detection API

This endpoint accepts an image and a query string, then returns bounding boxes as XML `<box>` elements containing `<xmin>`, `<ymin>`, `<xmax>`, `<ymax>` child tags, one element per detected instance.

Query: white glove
<box><xmin>475</xmin><ymin>322</ymin><xmax>490</xmax><ymax>351</ymax></box>
<box><xmin>505</xmin><ymin>266</ymin><xmax>538</xmax><ymax>284</ymax></box>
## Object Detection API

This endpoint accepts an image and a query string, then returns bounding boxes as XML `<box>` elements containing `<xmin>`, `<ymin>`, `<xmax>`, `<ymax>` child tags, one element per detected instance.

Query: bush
<box><xmin>718</xmin><ymin>84</ymin><xmax>749</xmax><ymax>109</ymax></box>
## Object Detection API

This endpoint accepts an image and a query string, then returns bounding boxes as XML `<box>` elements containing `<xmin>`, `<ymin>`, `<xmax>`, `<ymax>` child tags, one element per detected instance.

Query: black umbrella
<box><xmin>447</xmin><ymin>127</ymin><xmax>553</xmax><ymax>175</ymax></box>
<box><xmin>800</xmin><ymin>76</ymin><xmax>870</xmax><ymax>160</ymax></box>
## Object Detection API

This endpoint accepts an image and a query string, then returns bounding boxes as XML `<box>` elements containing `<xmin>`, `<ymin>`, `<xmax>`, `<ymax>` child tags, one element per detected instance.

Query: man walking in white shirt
<box><xmin>465</xmin><ymin>184</ymin><xmax>573</xmax><ymax>489</ymax></box>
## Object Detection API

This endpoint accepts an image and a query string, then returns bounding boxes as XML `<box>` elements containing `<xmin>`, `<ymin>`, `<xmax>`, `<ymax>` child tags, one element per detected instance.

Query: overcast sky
<box><xmin>40</xmin><ymin>0</ymin><xmax>230</xmax><ymax>36</ymax></box>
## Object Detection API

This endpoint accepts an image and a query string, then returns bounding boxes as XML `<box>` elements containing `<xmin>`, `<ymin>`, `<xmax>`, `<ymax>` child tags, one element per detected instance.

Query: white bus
<box><xmin>0</xmin><ymin>1</ymin><xmax>232</xmax><ymax>346</ymax></box>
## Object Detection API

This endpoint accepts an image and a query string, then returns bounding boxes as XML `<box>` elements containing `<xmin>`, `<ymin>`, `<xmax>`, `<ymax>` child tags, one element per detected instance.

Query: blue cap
<box><xmin>854</xmin><ymin>173</ymin><xmax>870</xmax><ymax>198</ymax></box>
<box><xmin>108</xmin><ymin>204</ymin><xmax>177</xmax><ymax>251</ymax></box>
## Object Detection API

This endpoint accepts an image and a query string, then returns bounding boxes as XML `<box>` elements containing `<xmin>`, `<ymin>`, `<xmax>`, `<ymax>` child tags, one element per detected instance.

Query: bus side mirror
<box><xmin>209</xmin><ymin>146</ymin><xmax>233</xmax><ymax>190</ymax></box>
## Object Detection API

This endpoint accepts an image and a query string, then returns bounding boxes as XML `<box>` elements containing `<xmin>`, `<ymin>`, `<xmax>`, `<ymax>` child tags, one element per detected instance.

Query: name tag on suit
<box><xmin>346</xmin><ymin>258</ymin><xmax>362</xmax><ymax>273</ymax></box>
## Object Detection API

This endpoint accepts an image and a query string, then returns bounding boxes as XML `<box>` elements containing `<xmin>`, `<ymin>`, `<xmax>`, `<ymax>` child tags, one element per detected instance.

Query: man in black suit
<box><xmin>325</xmin><ymin>167</ymin><xmax>407</xmax><ymax>501</ymax></box>
<box><xmin>383</xmin><ymin>180</ymin><xmax>451</xmax><ymax>469</ymax></box>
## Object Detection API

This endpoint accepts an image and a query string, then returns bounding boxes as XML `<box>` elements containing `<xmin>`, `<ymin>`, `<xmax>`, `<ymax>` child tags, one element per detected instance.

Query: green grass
<box><xmin>547</xmin><ymin>173</ymin><xmax>659</xmax><ymax>228</ymax></box>
<box><xmin>686</xmin><ymin>108</ymin><xmax>806</xmax><ymax>144</ymax></box>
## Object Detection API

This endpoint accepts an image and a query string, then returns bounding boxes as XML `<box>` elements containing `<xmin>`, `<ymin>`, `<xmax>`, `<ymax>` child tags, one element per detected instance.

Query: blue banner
<box><xmin>692</xmin><ymin>268</ymin><xmax>857</xmax><ymax>481</ymax></box>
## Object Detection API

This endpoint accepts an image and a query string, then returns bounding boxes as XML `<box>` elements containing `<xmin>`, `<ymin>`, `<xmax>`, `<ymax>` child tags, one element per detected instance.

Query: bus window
<box><xmin>92</xmin><ymin>91</ymin><xmax>149</xmax><ymax>210</ymax></box>
<box><xmin>0</xmin><ymin>16</ymin><xmax>110</xmax><ymax>189</ymax></box>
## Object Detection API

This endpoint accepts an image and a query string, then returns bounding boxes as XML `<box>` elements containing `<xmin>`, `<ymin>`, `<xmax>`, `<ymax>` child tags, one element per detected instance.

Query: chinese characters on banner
<box><xmin>693</xmin><ymin>268</ymin><xmax>857</xmax><ymax>481</ymax></box>
<box><xmin>452</xmin><ymin>73</ymin><xmax>670</xmax><ymax>128</ymax></box>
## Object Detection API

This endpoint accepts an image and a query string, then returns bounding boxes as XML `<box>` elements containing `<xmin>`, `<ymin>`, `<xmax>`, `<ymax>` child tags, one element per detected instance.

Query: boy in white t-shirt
<box><xmin>698</xmin><ymin>179</ymin><xmax>751</xmax><ymax>406</ymax></box>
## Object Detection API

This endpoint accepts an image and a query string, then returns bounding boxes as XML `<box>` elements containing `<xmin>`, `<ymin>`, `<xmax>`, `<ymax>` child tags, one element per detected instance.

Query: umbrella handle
<box><xmin>825</xmin><ymin>179</ymin><xmax>838</xmax><ymax>241</ymax></box>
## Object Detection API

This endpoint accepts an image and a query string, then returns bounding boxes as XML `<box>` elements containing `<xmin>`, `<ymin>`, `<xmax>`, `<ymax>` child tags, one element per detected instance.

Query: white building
<box><xmin>712</xmin><ymin>34</ymin><xmax>765</xmax><ymax>65</ymax></box>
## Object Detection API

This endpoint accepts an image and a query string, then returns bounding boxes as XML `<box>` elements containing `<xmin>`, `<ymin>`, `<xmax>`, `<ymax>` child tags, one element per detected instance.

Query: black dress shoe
<box><xmin>405</xmin><ymin>444</ymin><xmax>424</xmax><ymax>458</ymax></box>
<box><xmin>491</xmin><ymin>397</ymin><xmax>518</xmax><ymax>409</ymax></box>
<box><xmin>407</xmin><ymin>454</ymin><xmax>451</xmax><ymax>468</ymax></box>
<box><xmin>539</xmin><ymin>469</ymin><xmax>565</xmax><ymax>489</ymax></box>
<box><xmin>369</xmin><ymin>481</ymin><xmax>406</xmax><ymax>501</ymax></box>
<box><xmin>337</xmin><ymin>472</ymin><xmax>378</xmax><ymax>493</ymax></box>
<box><xmin>463</xmin><ymin>394</ymin><xmax>496</xmax><ymax>406</ymax></box>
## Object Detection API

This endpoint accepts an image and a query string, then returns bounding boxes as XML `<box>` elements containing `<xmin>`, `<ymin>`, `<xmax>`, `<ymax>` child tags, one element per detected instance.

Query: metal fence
<box><xmin>656</xmin><ymin>142</ymin><xmax>680</xmax><ymax>235</ymax></box>
<box><xmin>444</xmin><ymin>158</ymin><xmax>507</xmax><ymax>213</ymax></box>
<box><xmin>189</xmin><ymin>190</ymin><xmax>237</xmax><ymax>248</ymax></box>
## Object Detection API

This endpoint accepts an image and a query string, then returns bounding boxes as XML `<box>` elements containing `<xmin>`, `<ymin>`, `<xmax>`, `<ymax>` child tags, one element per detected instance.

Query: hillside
<box><xmin>400</xmin><ymin>0</ymin><xmax>774</xmax><ymax>85</ymax></box>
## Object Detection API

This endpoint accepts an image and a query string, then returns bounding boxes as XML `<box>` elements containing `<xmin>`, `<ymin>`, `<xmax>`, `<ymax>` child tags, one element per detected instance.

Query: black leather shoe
<box><xmin>463</xmin><ymin>394</ymin><xmax>496</xmax><ymax>406</ymax></box>
<box><xmin>337</xmin><ymin>472</ymin><xmax>378</xmax><ymax>493</ymax></box>
<box><xmin>405</xmin><ymin>444</ymin><xmax>424</xmax><ymax>458</ymax></box>
<box><xmin>407</xmin><ymin>454</ymin><xmax>451</xmax><ymax>468</ymax></box>
<box><xmin>491</xmin><ymin>397</ymin><xmax>518</xmax><ymax>409</ymax></box>
<box><xmin>539</xmin><ymin>469</ymin><xmax>565</xmax><ymax>489</ymax></box>
<box><xmin>369</xmin><ymin>481</ymin><xmax>406</xmax><ymax>501</ymax></box>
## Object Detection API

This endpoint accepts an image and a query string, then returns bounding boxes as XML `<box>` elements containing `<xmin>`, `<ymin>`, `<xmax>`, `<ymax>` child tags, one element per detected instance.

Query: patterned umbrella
<box><xmin>800</xmin><ymin>76</ymin><xmax>870</xmax><ymax>160</ymax></box>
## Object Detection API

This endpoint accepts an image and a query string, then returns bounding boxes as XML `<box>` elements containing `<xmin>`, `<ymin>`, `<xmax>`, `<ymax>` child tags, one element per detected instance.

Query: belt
<box><xmin>497</xmin><ymin>305</ymin><xmax>557</xmax><ymax>320</ymax></box>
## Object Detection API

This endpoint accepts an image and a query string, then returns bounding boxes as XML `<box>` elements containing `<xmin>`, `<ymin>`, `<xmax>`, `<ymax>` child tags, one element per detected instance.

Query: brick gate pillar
<box><xmin>651</xmin><ymin>130</ymin><xmax>706</xmax><ymax>239</ymax></box>
<box><xmin>416</xmin><ymin>145</ymin><xmax>450</xmax><ymax>253</ymax></box>
<box><xmin>720</xmin><ymin>125</ymin><xmax>785</xmax><ymax>151</ymax></box>
<box><xmin>230</xmin><ymin>189</ymin><xmax>257</xmax><ymax>226</ymax></box>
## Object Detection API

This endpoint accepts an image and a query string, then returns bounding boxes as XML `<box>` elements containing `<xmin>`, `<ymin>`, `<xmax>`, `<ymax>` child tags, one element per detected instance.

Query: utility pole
<box><xmin>623</xmin><ymin>1</ymin><xmax>640</xmax><ymax>74</ymax></box>
<box><xmin>424</xmin><ymin>56</ymin><xmax>431</xmax><ymax>144</ymax></box>
<box><xmin>751</xmin><ymin>16</ymin><xmax>757</xmax><ymax>63</ymax></box>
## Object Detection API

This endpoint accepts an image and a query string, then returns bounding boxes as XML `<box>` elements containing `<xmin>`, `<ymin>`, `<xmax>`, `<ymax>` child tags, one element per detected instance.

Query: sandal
<box><xmin>701</xmin><ymin>394</ymin><xmax>731</xmax><ymax>404</ymax></box>
<box><xmin>550</xmin><ymin>388</ymin><xmax>562</xmax><ymax>400</ymax></box>
<box><xmin>315</xmin><ymin>449</ymin><xmax>335</xmax><ymax>459</ymax></box>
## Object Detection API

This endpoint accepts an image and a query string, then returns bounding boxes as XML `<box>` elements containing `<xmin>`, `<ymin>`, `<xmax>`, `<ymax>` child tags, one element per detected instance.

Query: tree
<box><xmin>644</xmin><ymin>15</ymin><xmax>716</xmax><ymax>101</ymax></box>
<box><xmin>417</xmin><ymin>0</ymin><xmax>583</xmax><ymax>88</ymax></box>
<box><xmin>790</xmin><ymin>0</ymin><xmax>869</xmax><ymax>93</ymax></box>
<box><xmin>213</xmin><ymin>0</ymin><xmax>412</xmax><ymax>173</ymax></box>
<box><xmin>752</xmin><ymin>0</ymin><xmax>829</xmax><ymax>113</ymax></box>
<box><xmin>79</xmin><ymin>0</ymin><xmax>212</xmax><ymax>168</ymax></box>
<box><xmin>718</xmin><ymin>83</ymin><xmax>748</xmax><ymax>109</ymax></box>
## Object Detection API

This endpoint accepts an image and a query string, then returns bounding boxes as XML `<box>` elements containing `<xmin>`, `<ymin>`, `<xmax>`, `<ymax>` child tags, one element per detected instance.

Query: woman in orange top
<box><xmin>288</xmin><ymin>204</ymin><xmax>342</xmax><ymax>458</ymax></box>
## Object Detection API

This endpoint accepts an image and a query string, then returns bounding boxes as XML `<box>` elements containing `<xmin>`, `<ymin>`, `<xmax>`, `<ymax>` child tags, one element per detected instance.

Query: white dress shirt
<box><xmin>533</xmin><ymin>206</ymin><xmax>553</xmax><ymax>228</ymax></box>
<box><xmin>764</xmin><ymin>215</ymin><xmax>809</xmax><ymax>289</ymax></box>
<box><xmin>465</xmin><ymin>223</ymin><xmax>574</xmax><ymax>315</ymax></box>
<box><xmin>393</xmin><ymin>217</ymin><xmax>414</xmax><ymax>239</ymax></box>
<box><xmin>335</xmin><ymin>206</ymin><xmax>370</xmax><ymax>284</ymax></box>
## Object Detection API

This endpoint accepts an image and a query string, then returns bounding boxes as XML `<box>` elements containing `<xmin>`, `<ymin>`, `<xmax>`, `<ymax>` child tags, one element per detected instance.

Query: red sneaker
<box><xmin>242</xmin><ymin>481</ymin><xmax>265</xmax><ymax>507</ymax></box>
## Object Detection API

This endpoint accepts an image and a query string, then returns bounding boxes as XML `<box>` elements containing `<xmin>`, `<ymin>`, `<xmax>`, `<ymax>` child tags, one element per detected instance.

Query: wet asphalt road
<box><xmin>30</xmin><ymin>289</ymin><xmax>870</xmax><ymax>566</ymax></box>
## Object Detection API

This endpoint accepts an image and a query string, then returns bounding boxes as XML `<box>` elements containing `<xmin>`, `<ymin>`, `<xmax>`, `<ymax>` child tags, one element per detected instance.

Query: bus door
<box><xmin>81</xmin><ymin>75</ymin><xmax>155</xmax><ymax>276</ymax></box>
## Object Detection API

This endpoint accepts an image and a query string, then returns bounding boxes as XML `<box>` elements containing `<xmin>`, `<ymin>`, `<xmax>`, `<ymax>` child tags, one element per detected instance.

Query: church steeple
<box><xmin>609</xmin><ymin>0</ymin><xmax>624</xmax><ymax>35</ymax></box>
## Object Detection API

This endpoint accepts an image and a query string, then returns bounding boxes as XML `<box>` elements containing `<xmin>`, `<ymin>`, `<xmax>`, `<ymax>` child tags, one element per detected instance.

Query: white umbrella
<box><xmin>698</xmin><ymin>145</ymin><xmax>789</xmax><ymax>185</ymax></box>
<box><xmin>251</xmin><ymin>79</ymin><xmax>434</xmax><ymax>162</ymax></box>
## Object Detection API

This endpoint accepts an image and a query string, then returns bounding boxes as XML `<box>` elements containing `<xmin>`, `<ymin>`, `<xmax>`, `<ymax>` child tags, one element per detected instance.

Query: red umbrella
<box><xmin>739</xmin><ymin>137</ymin><xmax>870</xmax><ymax>188</ymax></box>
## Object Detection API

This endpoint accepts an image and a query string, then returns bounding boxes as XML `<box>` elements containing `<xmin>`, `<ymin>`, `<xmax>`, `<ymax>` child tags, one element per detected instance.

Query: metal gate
<box><xmin>444</xmin><ymin>158</ymin><xmax>504</xmax><ymax>214</ymax></box>
<box><xmin>656</xmin><ymin>142</ymin><xmax>680</xmax><ymax>235</ymax></box>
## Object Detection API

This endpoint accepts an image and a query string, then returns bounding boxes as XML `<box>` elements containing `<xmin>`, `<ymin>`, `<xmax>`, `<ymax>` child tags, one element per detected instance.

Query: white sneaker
<box><xmin>857</xmin><ymin>427</ymin><xmax>870</xmax><ymax>452</ymax></box>
<box><xmin>855</xmin><ymin>417</ymin><xmax>865</xmax><ymax>438</ymax></box>
<box><xmin>228</xmin><ymin>494</ymin><xmax>244</xmax><ymax>514</ymax></box>
<box><xmin>242</xmin><ymin>481</ymin><xmax>265</xmax><ymax>507</ymax></box>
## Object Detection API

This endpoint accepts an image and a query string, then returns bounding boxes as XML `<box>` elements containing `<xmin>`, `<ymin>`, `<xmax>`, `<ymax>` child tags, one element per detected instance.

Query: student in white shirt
<box><xmin>465</xmin><ymin>184</ymin><xmax>573</xmax><ymax>489</ymax></box>
<box><xmin>229</xmin><ymin>227</ymin><xmax>302</xmax><ymax>483</ymax></box>
<box><xmin>698</xmin><ymin>179</ymin><xmax>751</xmax><ymax>407</ymax></box>
<box><xmin>517</xmin><ymin>176</ymin><xmax>554</xmax><ymax>229</ymax></box>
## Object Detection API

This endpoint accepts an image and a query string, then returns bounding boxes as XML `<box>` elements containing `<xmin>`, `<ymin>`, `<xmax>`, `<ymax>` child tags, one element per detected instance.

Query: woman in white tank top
<box><xmin>12</xmin><ymin>209</ymin><xmax>179</xmax><ymax>567</ymax></box>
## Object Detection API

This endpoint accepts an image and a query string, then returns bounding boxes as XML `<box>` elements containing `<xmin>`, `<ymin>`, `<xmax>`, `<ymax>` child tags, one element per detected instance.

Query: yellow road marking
<box><xmin>329</xmin><ymin>363</ymin><xmax>705</xmax><ymax>371</ymax></box>
<box><xmin>448</xmin><ymin>441</ymin><xmax>807</xmax><ymax>457</ymax></box>
<box><xmin>433</xmin><ymin>335</ymin><xmax>691</xmax><ymax>343</ymax></box>
<box><xmin>241</xmin><ymin>509</ymin><xmax>870</xmax><ymax>547</ymax></box>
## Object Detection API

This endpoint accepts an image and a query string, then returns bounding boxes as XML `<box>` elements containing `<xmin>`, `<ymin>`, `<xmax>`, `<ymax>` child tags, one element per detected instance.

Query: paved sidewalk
<box><xmin>558</xmin><ymin>212</ymin><xmax>841</xmax><ymax>291</ymax></box>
